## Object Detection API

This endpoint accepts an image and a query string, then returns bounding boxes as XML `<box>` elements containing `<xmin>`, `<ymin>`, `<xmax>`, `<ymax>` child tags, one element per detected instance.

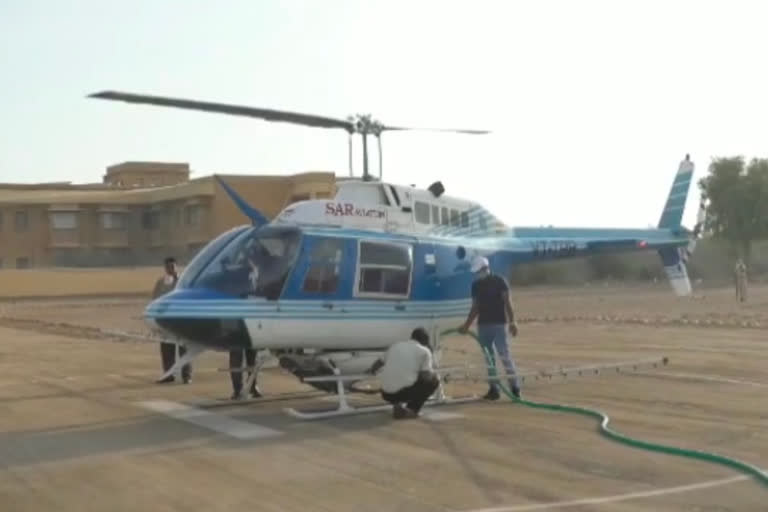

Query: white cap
<box><xmin>470</xmin><ymin>255</ymin><xmax>489</xmax><ymax>273</ymax></box>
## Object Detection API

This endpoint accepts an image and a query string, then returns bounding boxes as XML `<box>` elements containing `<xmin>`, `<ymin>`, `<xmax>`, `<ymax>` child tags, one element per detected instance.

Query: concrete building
<box><xmin>0</xmin><ymin>162</ymin><xmax>336</xmax><ymax>268</ymax></box>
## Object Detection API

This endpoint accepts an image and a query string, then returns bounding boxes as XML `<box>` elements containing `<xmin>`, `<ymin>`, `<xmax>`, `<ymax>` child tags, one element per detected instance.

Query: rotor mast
<box><xmin>348</xmin><ymin>113</ymin><xmax>384</xmax><ymax>182</ymax></box>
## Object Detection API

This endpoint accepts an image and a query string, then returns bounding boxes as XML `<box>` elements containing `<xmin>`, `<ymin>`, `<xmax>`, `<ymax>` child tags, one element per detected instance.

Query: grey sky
<box><xmin>2</xmin><ymin>0</ymin><xmax>766</xmax><ymax>228</ymax></box>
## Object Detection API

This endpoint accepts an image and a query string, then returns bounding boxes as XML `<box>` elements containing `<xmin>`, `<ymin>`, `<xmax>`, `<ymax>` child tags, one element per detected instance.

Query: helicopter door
<box><xmin>294</xmin><ymin>237</ymin><xmax>348</xmax><ymax>305</ymax></box>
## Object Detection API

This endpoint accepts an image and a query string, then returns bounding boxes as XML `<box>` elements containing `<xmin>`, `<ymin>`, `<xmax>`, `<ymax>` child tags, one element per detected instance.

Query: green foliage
<box><xmin>698</xmin><ymin>156</ymin><xmax>768</xmax><ymax>262</ymax></box>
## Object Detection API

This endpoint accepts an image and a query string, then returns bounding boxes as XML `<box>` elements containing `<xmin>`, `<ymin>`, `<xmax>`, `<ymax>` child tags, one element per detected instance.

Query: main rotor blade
<box><xmin>381</xmin><ymin>125</ymin><xmax>491</xmax><ymax>135</ymax></box>
<box><xmin>88</xmin><ymin>90</ymin><xmax>355</xmax><ymax>132</ymax></box>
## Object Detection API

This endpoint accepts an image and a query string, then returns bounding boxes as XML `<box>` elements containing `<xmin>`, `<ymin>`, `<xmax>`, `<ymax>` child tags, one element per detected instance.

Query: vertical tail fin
<box><xmin>658</xmin><ymin>154</ymin><xmax>695</xmax><ymax>229</ymax></box>
<box><xmin>657</xmin><ymin>155</ymin><xmax>695</xmax><ymax>296</ymax></box>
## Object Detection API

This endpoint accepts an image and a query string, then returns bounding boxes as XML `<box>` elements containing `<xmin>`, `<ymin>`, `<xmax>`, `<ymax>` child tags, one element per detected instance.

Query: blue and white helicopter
<box><xmin>90</xmin><ymin>91</ymin><xmax>703</xmax><ymax>408</ymax></box>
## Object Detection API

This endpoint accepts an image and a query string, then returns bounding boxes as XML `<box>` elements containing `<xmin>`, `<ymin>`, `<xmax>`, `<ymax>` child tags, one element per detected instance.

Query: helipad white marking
<box><xmin>139</xmin><ymin>400</ymin><xmax>283</xmax><ymax>440</ymax></box>
<box><xmin>642</xmin><ymin>371</ymin><xmax>768</xmax><ymax>388</ymax></box>
<box><xmin>464</xmin><ymin>475</ymin><xmax>748</xmax><ymax>511</ymax></box>
<box><xmin>422</xmin><ymin>411</ymin><xmax>464</xmax><ymax>421</ymax></box>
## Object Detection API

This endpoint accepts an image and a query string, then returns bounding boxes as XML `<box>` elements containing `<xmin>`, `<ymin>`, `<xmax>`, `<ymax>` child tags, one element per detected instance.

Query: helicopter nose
<box><xmin>144</xmin><ymin>289</ymin><xmax>253</xmax><ymax>350</ymax></box>
<box><xmin>152</xmin><ymin>317</ymin><xmax>252</xmax><ymax>351</ymax></box>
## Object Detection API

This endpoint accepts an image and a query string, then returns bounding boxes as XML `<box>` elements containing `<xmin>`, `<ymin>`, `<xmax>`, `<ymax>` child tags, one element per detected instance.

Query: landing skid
<box><xmin>284</xmin><ymin>363</ymin><xmax>479</xmax><ymax>420</ymax></box>
<box><xmin>284</xmin><ymin>394</ymin><xmax>480</xmax><ymax>420</ymax></box>
<box><xmin>285</xmin><ymin>325</ymin><xmax>483</xmax><ymax>420</ymax></box>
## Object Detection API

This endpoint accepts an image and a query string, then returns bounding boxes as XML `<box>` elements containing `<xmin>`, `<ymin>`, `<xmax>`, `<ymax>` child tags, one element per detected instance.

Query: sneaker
<box><xmin>248</xmin><ymin>387</ymin><xmax>263</xmax><ymax>399</ymax></box>
<box><xmin>393</xmin><ymin>404</ymin><xmax>407</xmax><ymax>419</ymax></box>
<box><xmin>483</xmin><ymin>388</ymin><xmax>500</xmax><ymax>401</ymax></box>
<box><xmin>156</xmin><ymin>376</ymin><xmax>174</xmax><ymax>384</ymax></box>
<box><xmin>512</xmin><ymin>387</ymin><xmax>521</xmax><ymax>399</ymax></box>
<box><xmin>230</xmin><ymin>391</ymin><xmax>243</xmax><ymax>400</ymax></box>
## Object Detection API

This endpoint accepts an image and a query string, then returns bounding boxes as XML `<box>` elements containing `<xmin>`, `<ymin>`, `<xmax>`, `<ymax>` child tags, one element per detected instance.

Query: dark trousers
<box><xmin>229</xmin><ymin>348</ymin><xmax>257</xmax><ymax>394</ymax></box>
<box><xmin>160</xmin><ymin>342</ymin><xmax>191</xmax><ymax>380</ymax></box>
<box><xmin>381</xmin><ymin>374</ymin><xmax>439</xmax><ymax>413</ymax></box>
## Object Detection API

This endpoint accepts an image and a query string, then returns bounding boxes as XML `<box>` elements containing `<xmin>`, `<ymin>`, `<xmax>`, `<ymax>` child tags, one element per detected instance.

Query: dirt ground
<box><xmin>0</xmin><ymin>267</ymin><xmax>159</xmax><ymax>299</ymax></box>
<box><xmin>0</xmin><ymin>283</ymin><xmax>765</xmax><ymax>511</ymax></box>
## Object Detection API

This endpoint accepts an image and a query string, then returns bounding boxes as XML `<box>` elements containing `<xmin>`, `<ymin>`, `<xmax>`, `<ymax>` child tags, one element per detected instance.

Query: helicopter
<box><xmin>88</xmin><ymin>90</ymin><xmax>704</xmax><ymax>397</ymax></box>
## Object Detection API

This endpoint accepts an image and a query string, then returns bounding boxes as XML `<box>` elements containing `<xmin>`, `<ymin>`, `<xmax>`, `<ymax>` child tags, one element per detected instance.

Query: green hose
<box><xmin>439</xmin><ymin>328</ymin><xmax>768</xmax><ymax>489</ymax></box>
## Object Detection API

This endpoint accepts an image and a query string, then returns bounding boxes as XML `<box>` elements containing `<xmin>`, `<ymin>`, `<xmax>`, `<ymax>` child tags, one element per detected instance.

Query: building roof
<box><xmin>105</xmin><ymin>161</ymin><xmax>190</xmax><ymax>175</ymax></box>
<box><xmin>0</xmin><ymin>171</ymin><xmax>337</xmax><ymax>206</ymax></box>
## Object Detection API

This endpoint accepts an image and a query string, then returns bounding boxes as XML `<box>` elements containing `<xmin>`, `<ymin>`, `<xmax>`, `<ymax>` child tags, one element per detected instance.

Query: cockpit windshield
<box><xmin>192</xmin><ymin>226</ymin><xmax>302</xmax><ymax>299</ymax></box>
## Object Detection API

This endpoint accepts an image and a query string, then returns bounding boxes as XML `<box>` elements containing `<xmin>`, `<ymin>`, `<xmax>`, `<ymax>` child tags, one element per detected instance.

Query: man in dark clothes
<box><xmin>229</xmin><ymin>348</ymin><xmax>262</xmax><ymax>399</ymax></box>
<box><xmin>459</xmin><ymin>255</ymin><xmax>520</xmax><ymax>400</ymax></box>
<box><xmin>152</xmin><ymin>257</ymin><xmax>191</xmax><ymax>384</ymax></box>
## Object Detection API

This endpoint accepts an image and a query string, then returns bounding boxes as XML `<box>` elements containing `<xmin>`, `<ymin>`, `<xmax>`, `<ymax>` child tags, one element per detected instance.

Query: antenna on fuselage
<box><xmin>86</xmin><ymin>90</ymin><xmax>491</xmax><ymax>182</ymax></box>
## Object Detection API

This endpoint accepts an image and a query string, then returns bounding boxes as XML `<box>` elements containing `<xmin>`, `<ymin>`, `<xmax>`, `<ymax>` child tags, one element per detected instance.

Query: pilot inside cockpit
<box><xmin>246</xmin><ymin>243</ymin><xmax>271</xmax><ymax>292</ymax></box>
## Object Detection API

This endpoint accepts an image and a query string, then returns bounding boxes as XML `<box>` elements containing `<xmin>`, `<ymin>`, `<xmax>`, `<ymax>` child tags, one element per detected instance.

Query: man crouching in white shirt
<box><xmin>366</xmin><ymin>327</ymin><xmax>439</xmax><ymax>419</ymax></box>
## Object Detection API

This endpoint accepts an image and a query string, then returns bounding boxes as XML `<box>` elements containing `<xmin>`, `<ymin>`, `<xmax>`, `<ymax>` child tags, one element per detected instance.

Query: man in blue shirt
<box><xmin>459</xmin><ymin>256</ymin><xmax>521</xmax><ymax>400</ymax></box>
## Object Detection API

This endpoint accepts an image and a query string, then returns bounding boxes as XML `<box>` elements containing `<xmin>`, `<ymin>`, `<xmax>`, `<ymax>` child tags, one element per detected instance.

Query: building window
<box><xmin>185</xmin><ymin>205</ymin><xmax>201</xmax><ymax>226</ymax></box>
<box><xmin>302</xmin><ymin>238</ymin><xmax>343</xmax><ymax>294</ymax></box>
<box><xmin>479</xmin><ymin>215</ymin><xmax>487</xmax><ymax>232</ymax></box>
<box><xmin>414</xmin><ymin>201</ymin><xmax>430</xmax><ymax>224</ymax></box>
<box><xmin>431</xmin><ymin>205</ymin><xmax>439</xmax><ymax>225</ymax></box>
<box><xmin>15</xmin><ymin>211</ymin><xmax>28</xmax><ymax>231</ymax></box>
<box><xmin>101</xmin><ymin>212</ymin><xmax>127</xmax><ymax>230</ymax></box>
<box><xmin>142</xmin><ymin>211</ymin><xmax>159</xmax><ymax>230</ymax></box>
<box><xmin>461</xmin><ymin>211</ymin><xmax>470</xmax><ymax>228</ymax></box>
<box><xmin>356</xmin><ymin>240</ymin><xmax>412</xmax><ymax>298</ymax></box>
<box><xmin>290</xmin><ymin>194</ymin><xmax>311</xmax><ymax>203</ymax></box>
<box><xmin>50</xmin><ymin>212</ymin><xmax>78</xmax><ymax>230</ymax></box>
<box><xmin>16</xmin><ymin>257</ymin><xmax>30</xmax><ymax>269</ymax></box>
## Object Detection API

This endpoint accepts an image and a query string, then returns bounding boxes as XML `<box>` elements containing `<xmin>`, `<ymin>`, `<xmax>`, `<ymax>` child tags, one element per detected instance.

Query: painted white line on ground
<box><xmin>138</xmin><ymin>400</ymin><xmax>283</xmax><ymax>440</ymax></box>
<box><xmin>641</xmin><ymin>371</ymin><xmax>768</xmax><ymax>388</ymax></box>
<box><xmin>422</xmin><ymin>411</ymin><xmax>464</xmax><ymax>421</ymax></box>
<box><xmin>464</xmin><ymin>475</ymin><xmax>748</xmax><ymax>512</ymax></box>
<box><xmin>639</xmin><ymin>344</ymin><xmax>764</xmax><ymax>355</ymax></box>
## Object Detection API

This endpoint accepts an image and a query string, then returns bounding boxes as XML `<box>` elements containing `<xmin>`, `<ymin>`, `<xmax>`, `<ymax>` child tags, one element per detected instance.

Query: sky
<box><xmin>1</xmin><ymin>0</ymin><xmax>767</xmax><ymax>229</ymax></box>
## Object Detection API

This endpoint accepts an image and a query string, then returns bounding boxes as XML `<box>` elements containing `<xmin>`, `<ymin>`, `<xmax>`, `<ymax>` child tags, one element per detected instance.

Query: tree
<box><xmin>698</xmin><ymin>156</ymin><xmax>768</xmax><ymax>264</ymax></box>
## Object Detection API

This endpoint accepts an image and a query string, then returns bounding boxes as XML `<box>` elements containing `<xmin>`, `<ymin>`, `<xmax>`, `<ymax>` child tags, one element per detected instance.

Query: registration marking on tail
<box><xmin>138</xmin><ymin>400</ymin><xmax>283</xmax><ymax>440</ymax></box>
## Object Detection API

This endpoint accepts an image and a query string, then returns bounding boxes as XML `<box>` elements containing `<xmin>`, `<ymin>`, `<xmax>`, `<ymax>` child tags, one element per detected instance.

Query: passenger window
<box><xmin>357</xmin><ymin>241</ymin><xmax>412</xmax><ymax>297</ymax></box>
<box><xmin>302</xmin><ymin>238</ymin><xmax>343</xmax><ymax>293</ymax></box>
<box><xmin>440</xmin><ymin>207</ymin><xmax>449</xmax><ymax>225</ymax></box>
<box><xmin>431</xmin><ymin>205</ymin><xmax>439</xmax><ymax>225</ymax></box>
<box><xmin>414</xmin><ymin>201</ymin><xmax>430</xmax><ymax>224</ymax></box>
<box><xmin>479</xmin><ymin>216</ymin><xmax>487</xmax><ymax>232</ymax></box>
<box><xmin>461</xmin><ymin>211</ymin><xmax>470</xmax><ymax>227</ymax></box>
<box><xmin>450</xmin><ymin>209</ymin><xmax>460</xmax><ymax>226</ymax></box>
